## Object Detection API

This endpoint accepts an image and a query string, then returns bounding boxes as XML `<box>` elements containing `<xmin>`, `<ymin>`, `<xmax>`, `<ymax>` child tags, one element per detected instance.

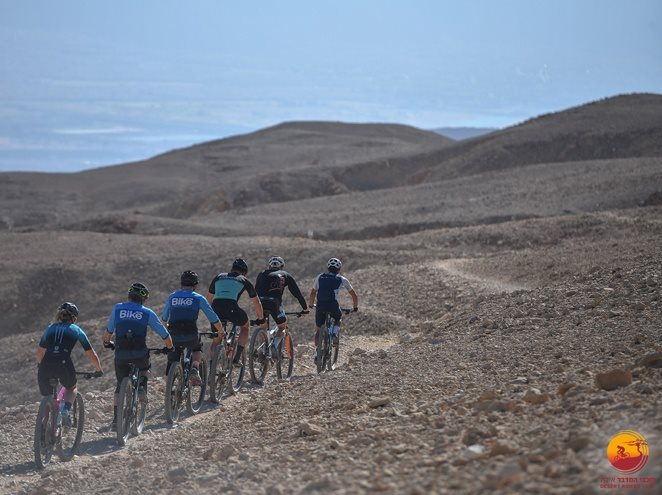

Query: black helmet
<box><xmin>180</xmin><ymin>270</ymin><xmax>199</xmax><ymax>286</ymax></box>
<box><xmin>128</xmin><ymin>282</ymin><xmax>150</xmax><ymax>299</ymax></box>
<box><xmin>231</xmin><ymin>258</ymin><xmax>248</xmax><ymax>274</ymax></box>
<box><xmin>59</xmin><ymin>302</ymin><xmax>79</xmax><ymax>317</ymax></box>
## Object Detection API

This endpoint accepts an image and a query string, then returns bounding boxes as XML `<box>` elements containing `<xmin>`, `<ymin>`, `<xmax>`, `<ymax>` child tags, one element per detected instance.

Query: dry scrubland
<box><xmin>0</xmin><ymin>94</ymin><xmax>661</xmax><ymax>494</ymax></box>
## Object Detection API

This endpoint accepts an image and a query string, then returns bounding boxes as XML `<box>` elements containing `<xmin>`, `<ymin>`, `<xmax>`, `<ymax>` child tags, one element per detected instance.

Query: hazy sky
<box><xmin>1</xmin><ymin>0</ymin><xmax>660</xmax><ymax>171</ymax></box>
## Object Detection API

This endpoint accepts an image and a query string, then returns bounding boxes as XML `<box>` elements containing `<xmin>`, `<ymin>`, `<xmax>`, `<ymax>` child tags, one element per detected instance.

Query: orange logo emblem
<box><xmin>607</xmin><ymin>430</ymin><xmax>649</xmax><ymax>474</ymax></box>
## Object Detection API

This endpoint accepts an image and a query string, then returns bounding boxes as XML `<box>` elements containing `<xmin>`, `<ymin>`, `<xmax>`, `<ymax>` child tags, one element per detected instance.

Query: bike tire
<box><xmin>34</xmin><ymin>397</ymin><xmax>55</xmax><ymax>469</ymax></box>
<box><xmin>131</xmin><ymin>390</ymin><xmax>147</xmax><ymax>436</ymax></box>
<box><xmin>316</xmin><ymin>330</ymin><xmax>326</xmax><ymax>374</ymax></box>
<box><xmin>116</xmin><ymin>377</ymin><xmax>133</xmax><ymax>446</ymax></box>
<box><xmin>208</xmin><ymin>342</ymin><xmax>230</xmax><ymax>403</ymax></box>
<box><xmin>248</xmin><ymin>327</ymin><xmax>269</xmax><ymax>385</ymax></box>
<box><xmin>186</xmin><ymin>356</ymin><xmax>207</xmax><ymax>414</ymax></box>
<box><xmin>276</xmin><ymin>332</ymin><xmax>295</xmax><ymax>380</ymax></box>
<box><xmin>230</xmin><ymin>342</ymin><xmax>246</xmax><ymax>394</ymax></box>
<box><xmin>59</xmin><ymin>392</ymin><xmax>85</xmax><ymax>461</ymax></box>
<box><xmin>165</xmin><ymin>363</ymin><xmax>184</xmax><ymax>424</ymax></box>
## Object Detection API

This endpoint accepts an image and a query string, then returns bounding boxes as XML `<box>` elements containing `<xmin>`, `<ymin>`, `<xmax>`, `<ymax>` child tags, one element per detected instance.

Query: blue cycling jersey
<box><xmin>313</xmin><ymin>272</ymin><xmax>353</xmax><ymax>306</ymax></box>
<box><xmin>106</xmin><ymin>302</ymin><xmax>170</xmax><ymax>359</ymax></box>
<box><xmin>39</xmin><ymin>323</ymin><xmax>92</xmax><ymax>356</ymax></box>
<box><xmin>162</xmin><ymin>289</ymin><xmax>220</xmax><ymax>324</ymax></box>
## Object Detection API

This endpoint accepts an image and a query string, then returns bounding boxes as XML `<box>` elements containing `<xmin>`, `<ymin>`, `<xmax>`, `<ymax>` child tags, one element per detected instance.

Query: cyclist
<box><xmin>104</xmin><ymin>282</ymin><xmax>173</xmax><ymax>431</ymax></box>
<box><xmin>36</xmin><ymin>302</ymin><xmax>103</xmax><ymax>427</ymax></box>
<box><xmin>162</xmin><ymin>270</ymin><xmax>224</xmax><ymax>384</ymax></box>
<box><xmin>308</xmin><ymin>258</ymin><xmax>359</xmax><ymax>361</ymax></box>
<box><xmin>206</xmin><ymin>258</ymin><xmax>265</xmax><ymax>366</ymax></box>
<box><xmin>254</xmin><ymin>256</ymin><xmax>309</xmax><ymax>355</ymax></box>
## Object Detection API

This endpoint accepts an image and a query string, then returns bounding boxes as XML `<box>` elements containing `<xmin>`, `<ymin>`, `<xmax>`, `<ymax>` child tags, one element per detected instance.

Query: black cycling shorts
<box><xmin>114</xmin><ymin>355</ymin><xmax>151</xmax><ymax>391</ymax></box>
<box><xmin>260</xmin><ymin>297</ymin><xmax>286</xmax><ymax>325</ymax></box>
<box><xmin>38</xmin><ymin>354</ymin><xmax>77</xmax><ymax>396</ymax></box>
<box><xmin>211</xmin><ymin>299</ymin><xmax>248</xmax><ymax>327</ymax></box>
<box><xmin>315</xmin><ymin>305</ymin><xmax>342</xmax><ymax>328</ymax></box>
<box><xmin>168</xmin><ymin>337</ymin><xmax>203</xmax><ymax>365</ymax></box>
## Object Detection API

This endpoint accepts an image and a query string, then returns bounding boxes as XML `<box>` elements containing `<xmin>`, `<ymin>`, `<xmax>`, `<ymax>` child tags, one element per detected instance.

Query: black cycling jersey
<box><xmin>255</xmin><ymin>268</ymin><xmax>307</xmax><ymax>309</ymax></box>
<box><xmin>208</xmin><ymin>271</ymin><xmax>257</xmax><ymax>301</ymax></box>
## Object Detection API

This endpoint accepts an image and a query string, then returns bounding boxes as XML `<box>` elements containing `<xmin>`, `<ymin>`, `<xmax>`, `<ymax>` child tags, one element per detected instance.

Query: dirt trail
<box><xmin>434</xmin><ymin>258</ymin><xmax>528</xmax><ymax>294</ymax></box>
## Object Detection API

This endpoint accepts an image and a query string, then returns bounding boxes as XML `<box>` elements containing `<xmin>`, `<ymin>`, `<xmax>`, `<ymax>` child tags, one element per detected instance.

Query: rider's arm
<box><xmin>36</xmin><ymin>346</ymin><xmax>46</xmax><ymax>364</ymax></box>
<box><xmin>85</xmin><ymin>349</ymin><xmax>103</xmax><ymax>373</ymax></box>
<box><xmin>197</xmin><ymin>293</ymin><xmax>221</xmax><ymax>325</ymax></box>
<box><xmin>161</xmin><ymin>297</ymin><xmax>172</xmax><ymax>324</ymax></box>
<box><xmin>104</xmin><ymin>309</ymin><xmax>116</xmax><ymax>345</ymax></box>
<box><xmin>286</xmin><ymin>274</ymin><xmax>308</xmax><ymax>310</ymax></box>
<box><xmin>308</xmin><ymin>288</ymin><xmax>317</xmax><ymax>309</ymax></box>
<box><xmin>251</xmin><ymin>296</ymin><xmax>265</xmax><ymax>321</ymax></box>
<box><xmin>146</xmin><ymin>309</ymin><xmax>174</xmax><ymax>349</ymax></box>
<box><xmin>76</xmin><ymin>326</ymin><xmax>103</xmax><ymax>372</ymax></box>
<box><xmin>349</xmin><ymin>289</ymin><xmax>359</xmax><ymax>311</ymax></box>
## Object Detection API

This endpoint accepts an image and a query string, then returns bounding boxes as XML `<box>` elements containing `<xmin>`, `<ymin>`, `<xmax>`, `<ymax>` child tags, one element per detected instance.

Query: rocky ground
<box><xmin>0</xmin><ymin>205</ymin><xmax>660</xmax><ymax>494</ymax></box>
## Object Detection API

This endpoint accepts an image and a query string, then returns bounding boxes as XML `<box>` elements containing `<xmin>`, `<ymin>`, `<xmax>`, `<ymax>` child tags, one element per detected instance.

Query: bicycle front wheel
<box><xmin>116</xmin><ymin>377</ymin><xmax>133</xmax><ymax>446</ymax></box>
<box><xmin>187</xmin><ymin>356</ymin><xmax>207</xmax><ymax>414</ymax></box>
<box><xmin>165</xmin><ymin>363</ymin><xmax>184</xmax><ymax>424</ymax></box>
<box><xmin>276</xmin><ymin>332</ymin><xmax>295</xmax><ymax>380</ymax></box>
<box><xmin>34</xmin><ymin>397</ymin><xmax>56</xmax><ymax>469</ymax></box>
<box><xmin>248</xmin><ymin>328</ymin><xmax>269</xmax><ymax>385</ymax></box>
<box><xmin>59</xmin><ymin>392</ymin><xmax>85</xmax><ymax>461</ymax></box>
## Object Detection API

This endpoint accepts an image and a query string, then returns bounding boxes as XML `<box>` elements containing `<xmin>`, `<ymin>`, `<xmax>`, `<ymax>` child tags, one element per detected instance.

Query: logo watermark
<box><xmin>600</xmin><ymin>430</ymin><xmax>656</xmax><ymax>491</ymax></box>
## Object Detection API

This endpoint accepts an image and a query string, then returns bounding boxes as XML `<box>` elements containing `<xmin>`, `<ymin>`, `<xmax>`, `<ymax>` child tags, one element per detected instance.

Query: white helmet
<box><xmin>268</xmin><ymin>256</ymin><xmax>285</xmax><ymax>269</ymax></box>
<box><xmin>327</xmin><ymin>258</ymin><xmax>342</xmax><ymax>270</ymax></box>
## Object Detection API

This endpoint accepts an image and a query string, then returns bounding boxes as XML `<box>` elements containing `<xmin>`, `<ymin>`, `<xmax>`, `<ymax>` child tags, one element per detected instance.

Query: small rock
<box><xmin>489</xmin><ymin>441</ymin><xmax>517</xmax><ymax>457</ymax></box>
<box><xmin>130</xmin><ymin>458</ymin><xmax>145</xmax><ymax>468</ymax></box>
<box><xmin>511</xmin><ymin>376</ymin><xmax>528</xmax><ymax>384</ymax></box>
<box><xmin>167</xmin><ymin>467</ymin><xmax>188</xmax><ymax>483</ymax></box>
<box><xmin>636</xmin><ymin>352</ymin><xmax>662</xmax><ymax>368</ymax></box>
<box><xmin>351</xmin><ymin>347</ymin><xmax>367</xmax><ymax>356</ymax></box>
<box><xmin>298</xmin><ymin>422</ymin><xmax>322</xmax><ymax>436</ymax></box>
<box><xmin>523</xmin><ymin>389</ymin><xmax>549</xmax><ymax>404</ymax></box>
<box><xmin>368</xmin><ymin>397</ymin><xmax>391</xmax><ymax>408</ymax></box>
<box><xmin>218</xmin><ymin>444</ymin><xmax>238</xmax><ymax>461</ymax></box>
<box><xmin>595</xmin><ymin>369</ymin><xmax>632</xmax><ymax>390</ymax></box>
<box><xmin>478</xmin><ymin>389</ymin><xmax>498</xmax><ymax>401</ymax></box>
<box><xmin>557</xmin><ymin>383</ymin><xmax>575</xmax><ymax>396</ymax></box>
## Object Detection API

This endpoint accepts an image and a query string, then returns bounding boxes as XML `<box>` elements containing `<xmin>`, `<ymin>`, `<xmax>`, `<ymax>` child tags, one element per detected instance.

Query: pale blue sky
<box><xmin>1</xmin><ymin>0</ymin><xmax>660</xmax><ymax>171</ymax></box>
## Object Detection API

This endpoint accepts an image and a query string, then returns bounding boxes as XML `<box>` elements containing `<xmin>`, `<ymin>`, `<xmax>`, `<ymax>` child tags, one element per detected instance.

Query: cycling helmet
<box><xmin>180</xmin><ymin>270</ymin><xmax>199</xmax><ymax>286</ymax></box>
<box><xmin>59</xmin><ymin>302</ymin><xmax>79</xmax><ymax>317</ymax></box>
<box><xmin>268</xmin><ymin>256</ymin><xmax>285</xmax><ymax>269</ymax></box>
<box><xmin>231</xmin><ymin>258</ymin><xmax>248</xmax><ymax>275</ymax></box>
<box><xmin>128</xmin><ymin>282</ymin><xmax>150</xmax><ymax>299</ymax></box>
<box><xmin>327</xmin><ymin>258</ymin><xmax>342</xmax><ymax>270</ymax></box>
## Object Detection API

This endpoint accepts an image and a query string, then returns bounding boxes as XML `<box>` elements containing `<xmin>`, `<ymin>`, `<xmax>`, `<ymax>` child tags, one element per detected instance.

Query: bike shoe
<box><xmin>190</xmin><ymin>367</ymin><xmax>202</xmax><ymax>386</ymax></box>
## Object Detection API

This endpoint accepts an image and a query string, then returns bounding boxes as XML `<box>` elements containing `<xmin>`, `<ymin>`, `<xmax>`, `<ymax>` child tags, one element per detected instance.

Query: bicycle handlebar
<box><xmin>76</xmin><ymin>371</ymin><xmax>103</xmax><ymax>379</ymax></box>
<box><xmin>199</xmin><ymin>331</ymin><xmax>218</xmax><ymax>338</ymax></box>
<box><xmin>104</xmin><ymin>342</ymin><xmax>171</xmax><ymax>354</ymax></box>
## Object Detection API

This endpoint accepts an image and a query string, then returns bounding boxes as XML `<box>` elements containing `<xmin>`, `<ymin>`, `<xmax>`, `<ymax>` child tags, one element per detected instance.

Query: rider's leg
<box><xmin>233</xmin><ymin>322</ymin><xmax>249</xmax><ymax>364</ymax></box>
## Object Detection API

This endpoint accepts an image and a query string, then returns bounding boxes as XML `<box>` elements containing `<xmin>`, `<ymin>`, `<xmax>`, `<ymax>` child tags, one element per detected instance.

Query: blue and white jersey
<box><xmin>39</xmin><ymin>323</ymin><xmax>92</xmax><ymax>357</ymax></box>
<box><xmin>162</xmin><ymin>289</ymin><xmax>219</xmax><ymax>323</ymax></box>
<box><xmin>313</xmin><ymin>272</ymin><xmax>353</xmax><ymax>305</ymax></box>
<box><xmin>106</xmin><ymin>302</ymin><xmax>170</xmax><ymax>359</ymax></box>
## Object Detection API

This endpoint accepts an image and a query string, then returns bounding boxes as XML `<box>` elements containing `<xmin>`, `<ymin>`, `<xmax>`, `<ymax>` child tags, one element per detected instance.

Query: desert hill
<box><xmin>0</xmin><ymin>93</ymin><xmax>660</xmax><ymax>493</ymax></box>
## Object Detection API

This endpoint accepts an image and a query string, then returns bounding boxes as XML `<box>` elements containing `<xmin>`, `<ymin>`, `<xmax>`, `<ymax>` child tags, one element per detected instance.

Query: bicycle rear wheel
<box><xmin>316</xmin><ymin>331</ymin><xmax>326</xmax><ymax>374</ymax></box>
<box><xmin>330</xmin><ymin>330</ymin><xmax>340</xmax><ymax>371</ymax></box>
<box><xmin>276</xmin><ymin>332</ymin><xmax>295</xmax><ymax>380</ymax></box>
<box><xmin>187</xmin><ymin>356</ymin><xmax>207</xmax><ymax>414</ymax></box>
<box><xmin>34</xmin><ymin>397</ymin><xmax>56</xmax><ymax>469</ymax></box>
<box><xmin>59</xmin><ymin>392</ymin><xmax>84</xmax><ymax>461</ymax></box>
<box><xmin>116</xmin><ymin>377</ymin><xmax>133</xmax><ymax>446</ymax></box>
<box><xmin>230</xmin><ymin>342</ymin><xmax>246</xmax><ymax>394</ymax></box>
<box><xmin>131</xmin><ymin>389</ymin><xmax>147</xmax><ymax>436</ymax></box>
<box><xmin>165</xmin><ymin>363</ymin><xmax>184</xmax><ymax>423</ymax></box>
<box><xmin>208</xmin><ymin>342</ymin><xmax>230</xmax><ymax>403</ymax></box>
<box><xmin>248</xmin><ymin>328</ymin><xmax>269</xmax><ymax>385</ymax></box>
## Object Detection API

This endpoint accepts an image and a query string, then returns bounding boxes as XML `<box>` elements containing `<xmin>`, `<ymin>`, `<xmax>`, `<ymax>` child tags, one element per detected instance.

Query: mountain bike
<box><xmin>33</xmin><ymin>371</ymin><xmax>101</xmax><ymax>469</ymax></box>
<box><xmin>316</xmin><ymin>308</ymin><xmax>353</xmax><ymax>373</ymax></box>
<box><xmin>248</xmin><ymin>311</ymin><xmax>305</xmax><ymax>385</ymax></box>
<box><xmin>111</xmin><ymin>346</ymin><xmax>168</xmax><ymax>446</ymax></box>
<box><xmin>164</xmin><ymin>331</ymin><xmax>217</xmax><ymax>424</ymax></box>
<box><xmin>208</xmin><ymin>320</ymin><xmax>246</xmax><ymax>403</ymax></box>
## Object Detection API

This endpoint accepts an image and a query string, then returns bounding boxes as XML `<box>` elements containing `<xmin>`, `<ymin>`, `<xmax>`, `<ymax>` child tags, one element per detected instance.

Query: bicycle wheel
<box><xmin>248</xmin><ymin>327</ymin><xmax>269</xmax><ymax>385</ymax></box>
<box><xmin>116</xmin><ymin>377</ymin><xmax>133</xmax><ymax>446</ymax></box>
<box><xmin>316</xmin><ymin>330</ymin><xmax>326</xmax><ymax>374</ymax></box>
<box><xmin>165</xmin><ymin>363</ymin><xmax>184</xmax><ymax>423</ymax></box>
<box><xmin>208</xmin><ymin>342</ymin><xmax>230</xmax><ymax>403</ymax></box>
<box><xmin>34</xmin><ymin>397</ymin><xmax>56</xmax><ymax>469</ymax></box>
<box><xmin>187</xmin><ymin>356</ymin><xmax>207</xmax><ymax>414</ymax></box>
<box><xmin>276</xmin><ymin>332</ymin><xmax>295</xmax><ymax>380</ymax></box>
<box><xmin>131</xmin><ymin>387</ymin><xmax>147</xmax><ymax>436</ymax></box>
<box><xmin>230</xmin><ymin>340</ymin><xmax>246</xmax><ymax>394</ymax></box>
<box><xmin>59</xmin><ymin>392</ymin><xmax>84</xmax><ymax>461</ymax></box>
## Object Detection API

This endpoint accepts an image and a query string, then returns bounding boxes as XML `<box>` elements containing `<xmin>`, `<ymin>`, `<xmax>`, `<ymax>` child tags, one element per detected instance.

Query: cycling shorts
<box><xmin>38</xmin><ymin>354</ymin><xmax>77</xmax><ymax>396</ymax></box>
<box><xmin>260</xmin><ymin>297</ymin><xmax>286</xmax><ymax>325</ymax></box>
<box><xmin>211</xmin><ymin>299</ymin><xmax>248</xmax><ymax>327</ymax></box>
<box><xmin>114</xmin><ymin>355</ymin><xmax>151</xmax><ymax>391</ymax></box>
<box><xmin>167</xmin><ymin>337</ymin><xmax>203</xmax><ymax>365</ymax></box>
<box><xmin>315</xmin><ymin>304</ymin><xmax>342</xmax><ymax>328</ymax></box>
